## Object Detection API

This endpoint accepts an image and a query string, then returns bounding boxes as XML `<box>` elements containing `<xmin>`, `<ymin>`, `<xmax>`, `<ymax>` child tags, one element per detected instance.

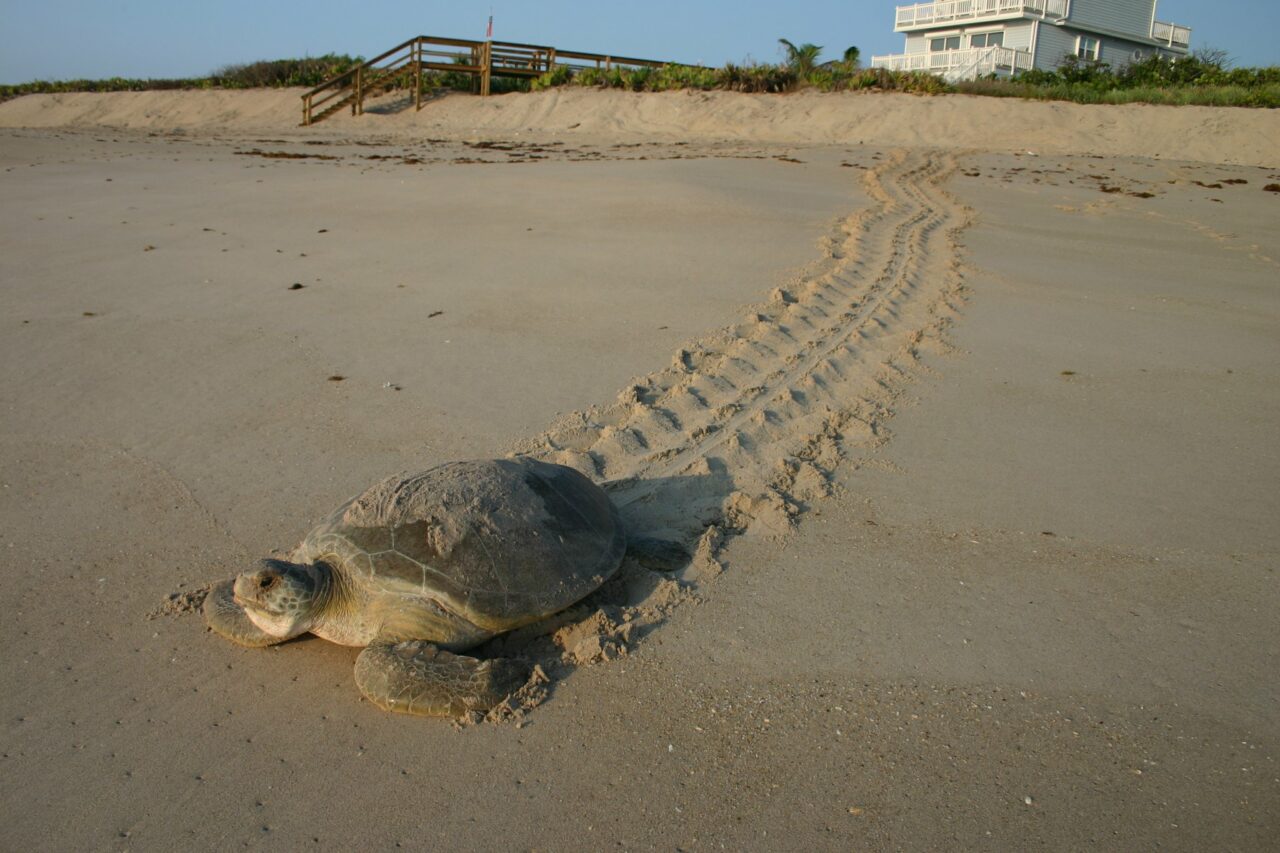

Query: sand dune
<box><xmin>2</xmin><ymin>86</ymin><xmax>1277</xmax><ymax>165</ymax></box>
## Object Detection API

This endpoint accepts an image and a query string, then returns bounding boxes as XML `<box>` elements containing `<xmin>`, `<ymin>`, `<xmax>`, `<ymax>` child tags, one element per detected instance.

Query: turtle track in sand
<box><xmin>490</xmin><ymin>148</ymin><xmax>974</xmax><ymax>723</ymax></box>
<box><xmin>516</xmin><ymin>148</ymin><xmax>971</xmax><ymax>552</ymax></box>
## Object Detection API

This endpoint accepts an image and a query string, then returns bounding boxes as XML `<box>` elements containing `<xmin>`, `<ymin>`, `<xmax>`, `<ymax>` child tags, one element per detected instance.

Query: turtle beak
<box><xmin>232</xmin><ymin>572</ymin><xmax>268</xmax><ymax>608</ymax></box>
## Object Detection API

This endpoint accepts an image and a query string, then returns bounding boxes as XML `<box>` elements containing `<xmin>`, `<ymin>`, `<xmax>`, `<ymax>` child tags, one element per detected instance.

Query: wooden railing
<box><xmin>894</xmin><ymin>0</ymin><xmax>1068</xmax><ymax>30</ymax></box>
<box><xmin>301</xmin><ymin>35</ymin><xmax>679</xmax><ymax>125</ymax></box>
<box><xmin>1150</xmin><ymin>20</ymin><xmax>1192</xmax><ymax>48</ymax></box>
<box><xmin>871</xmin><ymin>46</ymin><xmax>1034</xmax><ymax>80</ymax></box>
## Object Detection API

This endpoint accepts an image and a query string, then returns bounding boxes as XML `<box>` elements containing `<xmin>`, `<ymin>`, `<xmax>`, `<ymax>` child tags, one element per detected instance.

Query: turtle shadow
<box><xmin>477</xmin><ymin>467</ymin><xmax>740</xmax><ymax>721</ymax></box>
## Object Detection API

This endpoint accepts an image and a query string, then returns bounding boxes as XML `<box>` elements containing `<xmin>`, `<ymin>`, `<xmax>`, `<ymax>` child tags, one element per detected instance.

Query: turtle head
<box><xmin>233</xmin><ymin>558</ymin><xmax>328</xmax><ymax>640</ymax></box>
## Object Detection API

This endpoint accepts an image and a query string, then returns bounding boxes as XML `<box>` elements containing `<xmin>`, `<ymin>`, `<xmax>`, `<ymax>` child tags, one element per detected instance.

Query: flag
<box><xmin>486</xmin><ymin>15</ymin><xmax>493</xmax><ymax>39</ymax></box>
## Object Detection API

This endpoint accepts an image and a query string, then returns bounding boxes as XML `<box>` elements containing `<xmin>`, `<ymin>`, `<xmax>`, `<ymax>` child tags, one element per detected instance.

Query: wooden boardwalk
<box><xmin>302</xmin><ymin>35</ymin><xmax>680</xmax><ymax>125</ymax></box>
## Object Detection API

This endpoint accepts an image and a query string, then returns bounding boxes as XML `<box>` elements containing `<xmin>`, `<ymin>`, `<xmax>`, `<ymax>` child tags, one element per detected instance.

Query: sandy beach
<box><xmin>1</xmin><ymin>89</ymin><xmax>1277</xmax><ymax>850</ymax></box>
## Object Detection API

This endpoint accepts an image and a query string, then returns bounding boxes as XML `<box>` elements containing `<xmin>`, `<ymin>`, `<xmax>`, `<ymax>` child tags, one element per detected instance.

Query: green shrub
<box><xmin>715</xmin><ymin>62</ymin><xmax>797</xmax><ymax>93</ymax></box>
<box><xmin>0</xmin><ymin>76</ymin><xmax>204</xmax><ymax>98</ymax></box>
<box><xmin>651</xmin><ymin>64</ymin><xmax>719</xmax><ymax>90</ymax></box>
<box><xmin>965</xmin><ymin>52</ymin><xmax>1280</xmax><ymax>106</ymax></box>
<box><xmin>778</xmin><ymin>39</ymin><xmax>823</xmax><ymax>78</ymax></box>
<box><xmin>211</xmin><ymin>54</ymin><xmax>361</xmax><ymax>88</ymax></box>
<box><xmin>532</xmin><ymin>65</ymin><xmax>574</xmax><ymax>90</ymax></box>
<box><xmin>624</xmin><ymin>67</ymin><xmax>652</xmax><ymax>91</ymax></box>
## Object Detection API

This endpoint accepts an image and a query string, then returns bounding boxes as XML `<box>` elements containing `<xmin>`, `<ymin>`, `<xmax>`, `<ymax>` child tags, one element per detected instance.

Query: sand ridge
<box><xmin>2</xmin><ymin>87</ymin><xmax>1278</xmax><ymax>166</ymax></box>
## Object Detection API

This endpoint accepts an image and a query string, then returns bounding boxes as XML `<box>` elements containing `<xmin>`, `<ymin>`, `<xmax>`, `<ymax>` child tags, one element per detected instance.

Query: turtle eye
<box><xmin>259</xmin><ymin>576</ymin><xmax>277</xmax><ymax>590</ymax></box>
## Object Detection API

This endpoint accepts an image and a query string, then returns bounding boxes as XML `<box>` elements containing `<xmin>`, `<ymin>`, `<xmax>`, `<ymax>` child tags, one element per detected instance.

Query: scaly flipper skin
<box><xmin>354</xmin><ymin>640</ymin><xmax>528</xmax><ymax>717</ymax></box>
<box><xmin>203</xmin><ymin>579</ymin><xmax>286</xmax><ymax>648</ymax></box>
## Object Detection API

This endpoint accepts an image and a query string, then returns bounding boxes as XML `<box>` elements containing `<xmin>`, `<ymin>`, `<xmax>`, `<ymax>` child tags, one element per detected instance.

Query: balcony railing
<box><xmin>1150</xmin><ymin>20</ymin><xmax>1191</xmax><ymax>48</ymax></box>
<box><xmin>871</xmin><ymin>46</ymin><xmax>1035</xmax><ymax>81</ymax></box>
<box><xmin>895</xmin><ymin>0</ymin><xmax>1068</xmax><ymax>30</ymax></box>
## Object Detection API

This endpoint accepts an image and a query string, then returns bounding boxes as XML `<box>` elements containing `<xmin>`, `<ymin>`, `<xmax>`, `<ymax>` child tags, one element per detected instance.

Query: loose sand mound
<box><xmin>2</xmin><ymin>87</ymin><xmax>1276</xmax><ymax>165</ymax></box>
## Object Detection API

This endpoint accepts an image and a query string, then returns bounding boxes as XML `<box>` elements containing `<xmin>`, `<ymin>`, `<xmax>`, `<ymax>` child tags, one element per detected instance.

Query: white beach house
<box><xmin>871</xmin><ymin>0</ymin><xmax>1192</xmax><ymax>81</ymax></box>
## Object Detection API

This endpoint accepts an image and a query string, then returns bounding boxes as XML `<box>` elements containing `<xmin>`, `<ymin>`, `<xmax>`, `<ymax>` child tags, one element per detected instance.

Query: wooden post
<box><xmin>353</xmin><ymin>67</ymin><xmax>362</xmax><ymax>115</ymax></box>
<box><xmin>547</xmin><ymin>48</ymin><xmax>556</xmax><ymax>74</ymax></box>
<box><xmin>481</xmin><ymin>42</ymin><xmax>492</xmax><ymax>96</ymax></box>
<box><xmin>414</xmin><ymin>40</ymin><xmax>423</xmax><ymax>111</ymax></box>
<box><xmin>303</xmin><ymin>95</ymin><xmax>311</xmax><ymax>126</ymax></box>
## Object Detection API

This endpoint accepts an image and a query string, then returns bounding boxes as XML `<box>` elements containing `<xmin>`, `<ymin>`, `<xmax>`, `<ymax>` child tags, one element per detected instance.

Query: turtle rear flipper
<box><xmin>354</xmin><ymin>640</ymin><xmax>528</xmax><ymax>717</ymax></box>
<box><xmin>203</xmin><ymin>579</ymin><xmax>286</xmax><ymax>648</ymax></box>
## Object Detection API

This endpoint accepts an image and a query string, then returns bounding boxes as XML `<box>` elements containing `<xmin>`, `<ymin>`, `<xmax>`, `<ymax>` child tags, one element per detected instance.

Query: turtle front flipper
<box><xmin>354</xmin><ymin>640</ymin><xmax>528</xmax><ymax>717</ymax></box>
<box><xmin>203</xmin><ymin>579</ymin><xmax>287</xmax><ymax>647</ymax></box>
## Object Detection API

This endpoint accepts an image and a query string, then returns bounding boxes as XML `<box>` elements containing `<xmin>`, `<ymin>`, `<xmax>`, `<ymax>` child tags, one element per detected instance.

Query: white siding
<box><xmin>1096</xmin><ymin>34</ymin><xmax>1165</xmax><ymax>69</ymax></box>
<box><xmin>1067</xmin><ymin>0</ymin><xmax>1155</xmax><ymax>41</ymax></box>
<box><xmin>1033</xmin><ymin>22</ymin><xmax>1077</xmax><ymax>67</ymax></box>
<box><xmin>1034</xmin><ymin>24</ymin><xmax>1167</xmax><ymax>70</ymax></box>
<box><xmin>999</xmin><ymin>22</ymin><xmax>1034</xmax><ymax>51</ymax></box>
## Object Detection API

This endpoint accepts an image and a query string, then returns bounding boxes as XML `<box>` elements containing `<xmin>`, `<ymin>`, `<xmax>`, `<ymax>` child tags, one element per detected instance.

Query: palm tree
<box><xmin>778</xmin><ymin>38</ymin><xmax>823</xmax><ymax>79</ymax></box>
<box><xmin>843</xmin><ymin>46</ymin><xmax>861</xmax><ymax>68</ymax></box>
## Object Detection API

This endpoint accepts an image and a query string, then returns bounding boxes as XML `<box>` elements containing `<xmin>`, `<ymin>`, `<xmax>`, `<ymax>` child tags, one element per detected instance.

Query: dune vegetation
<box><xmin>0</xmin><ymin>55</ymin><xmax>361</xmax><ymax>100</ymax></box>
<box><xmin>530</xmin><ymin>43</ymin><xmax>1278</xmax><ymax>107</ymax></box>
<box><xmin>3</xmin><ymin>44</ymin><xmax>1276</xmax><ymax>108</ymax></box>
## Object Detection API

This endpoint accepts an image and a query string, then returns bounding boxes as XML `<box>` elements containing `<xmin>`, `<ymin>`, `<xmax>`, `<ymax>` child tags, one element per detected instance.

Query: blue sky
<box><xmin>0</xmin><ymin>1</ymin><xmax>1275</xmax><ymax>83</ymax></box>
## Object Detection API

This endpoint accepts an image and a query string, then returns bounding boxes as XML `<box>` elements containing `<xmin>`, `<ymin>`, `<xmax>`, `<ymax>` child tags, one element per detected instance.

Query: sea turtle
<box><xmin>204</xmin><ymin>457</ymin><xmax>649</xmax><ymax>717</ymax></box>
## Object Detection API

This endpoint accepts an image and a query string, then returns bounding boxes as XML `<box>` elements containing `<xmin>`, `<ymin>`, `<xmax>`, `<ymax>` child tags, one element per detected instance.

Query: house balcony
<box><xmin>1150</xmin><ymin>20</ymin><xmax>1191</xmax><ymax>48</ymax></box>
<box><xmin>894</xmin><ymin>0</ymin><xmax>1068</xmax><ymax>32</ymax></box>
<box><xmin>870</xmin><ymin>46</ymin><xmax>1035</xmax><ymax>81</ymax></box>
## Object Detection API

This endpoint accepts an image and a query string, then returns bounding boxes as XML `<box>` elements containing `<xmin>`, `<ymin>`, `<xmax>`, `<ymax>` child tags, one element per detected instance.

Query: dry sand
<box><xmin>1</xmin><ymin>89</ymin><xmax>1277</xmax><ymax>850</ymax></box>
<box><xmin>3</xmin><ymin>86</ymin><xmax>1278</xmax><ymax>165</ymax></box>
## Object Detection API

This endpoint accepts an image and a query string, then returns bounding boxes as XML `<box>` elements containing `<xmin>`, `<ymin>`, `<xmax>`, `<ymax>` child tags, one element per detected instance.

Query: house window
<box><xmin>930</xmin><ymin>36</ymin><xmax>962</xmax><ymax>51</ymax></box>
<box><xmin>1076</xmin><ymin>36</ymin><xmax>1100</xmax><ymax>61</ymax></box>
<box><xmin>970</xmin><ymin>32</ymin><xmax>1004</xmax><ymax>48</ymax></box>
